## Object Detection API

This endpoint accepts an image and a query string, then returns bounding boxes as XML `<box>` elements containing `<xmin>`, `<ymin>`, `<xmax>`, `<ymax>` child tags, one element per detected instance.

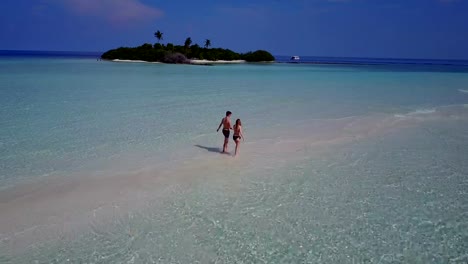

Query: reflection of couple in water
<box><xmin>216</xmin><ymin>111</ymin><xmax>245</xmax><ymax>157</ymax></box>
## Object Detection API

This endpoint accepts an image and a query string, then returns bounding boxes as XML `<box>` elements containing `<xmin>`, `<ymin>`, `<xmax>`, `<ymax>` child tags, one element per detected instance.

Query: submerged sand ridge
<box><xmin>1</xmin><ymin>105</ymin><xmax>468</xmax><ymax>260</ymax></box>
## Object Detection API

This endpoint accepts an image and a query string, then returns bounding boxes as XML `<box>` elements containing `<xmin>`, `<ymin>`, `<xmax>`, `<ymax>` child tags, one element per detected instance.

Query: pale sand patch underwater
<box><xmin>1</xmin><ymin>105</ymin><xmax>467</xmax><ymax>258</ymax></box>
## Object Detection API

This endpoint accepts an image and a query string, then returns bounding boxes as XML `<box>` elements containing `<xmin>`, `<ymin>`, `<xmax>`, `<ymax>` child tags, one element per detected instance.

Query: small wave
<box><xmin>458</xmin><ymin>89</ymin><xmax>468</xmax><ymax>94</ymax></box>
<box><xmin>410</xmin><ymin>109</ymin><xmax>436</xmax><ymax>115</ymax></box>
<box><xmin>394</xmin><ymin>108</ymin><xmax>436</xmax><ymax>118</ymax></box>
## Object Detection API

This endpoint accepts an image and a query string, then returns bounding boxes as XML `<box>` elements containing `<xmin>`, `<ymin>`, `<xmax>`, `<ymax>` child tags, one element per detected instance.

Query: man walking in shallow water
<box><xmin>216</xmin><ymin>111</ymin><xmax>232</xmax><ymax>153</ymax></box>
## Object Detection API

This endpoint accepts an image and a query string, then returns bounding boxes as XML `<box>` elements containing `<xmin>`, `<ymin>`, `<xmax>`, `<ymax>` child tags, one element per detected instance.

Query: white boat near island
<box><xmin>290</xmin><ymin>55</ymin><xmax>300</xmax><ymax>61</ymax></box>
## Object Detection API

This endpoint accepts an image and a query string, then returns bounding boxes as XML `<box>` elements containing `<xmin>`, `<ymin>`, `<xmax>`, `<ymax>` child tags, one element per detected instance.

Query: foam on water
<box><xmin>394</xmin><ymin>108</ymin><xmax>436</xmax><ymax>118</ymax></box>
<box><xmin>1</xmin><ymin>57</ymin><xmax>468</xmax><ymax>262</ymax></box>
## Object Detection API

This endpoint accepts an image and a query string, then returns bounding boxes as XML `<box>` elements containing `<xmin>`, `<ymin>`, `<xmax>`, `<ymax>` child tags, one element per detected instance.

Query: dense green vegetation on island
<box><xmin>101</xmin><ymin>30</ymin><xmax>275</xmax><ymax>63</ymax></box>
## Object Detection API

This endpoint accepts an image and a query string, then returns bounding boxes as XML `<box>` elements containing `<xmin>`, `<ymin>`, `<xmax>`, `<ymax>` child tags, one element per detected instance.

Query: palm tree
<box><xmin>204</xmin><ymin>39</ymin><xmax>211</xmax><ymax>49</ymax></box>
<box><xmin>184</xmin><ymin>37</ymin><xmax>192</xmax><ymax>49</ymax></box>
<box><xmin>154</xmin><ymin>30</ymin><xmax>163</xmax><ymax>43</ymax></box>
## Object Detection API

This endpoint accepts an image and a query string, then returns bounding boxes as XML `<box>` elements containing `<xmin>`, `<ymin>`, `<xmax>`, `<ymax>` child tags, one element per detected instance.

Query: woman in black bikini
<box><xmin>233</xmin><ymin>119</ymin><xmax>245</xmax><ymax>157</ymax></box>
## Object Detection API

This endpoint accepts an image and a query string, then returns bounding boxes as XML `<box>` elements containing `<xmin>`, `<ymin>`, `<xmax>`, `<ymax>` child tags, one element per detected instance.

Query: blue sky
<box><xmin>1</xmin><ymin>0</ymin><xmax>467</xmax><ymax>59</ymax></box>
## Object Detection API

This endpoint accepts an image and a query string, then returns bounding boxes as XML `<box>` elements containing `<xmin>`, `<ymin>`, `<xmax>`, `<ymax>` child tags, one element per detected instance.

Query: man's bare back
<box><xmin>222</xmin><ymin>117</ymin><xmax>231</xmax><ymax>130</ymax></box>
<box><xmin>217</xmin><ymin>111</ymin><xmax>232</xmax><ymax>153</ymax></box>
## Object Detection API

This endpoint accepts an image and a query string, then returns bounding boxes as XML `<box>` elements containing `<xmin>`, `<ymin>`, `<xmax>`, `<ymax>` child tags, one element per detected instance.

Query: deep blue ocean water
<box><xmin>0</xmin><ymin>51</ymin><xmax>467</xmax><ymax>263</ymax></box>
<box><xmin>275</xmin><ymin>54</ymin><xmax>468</xmax><ymax>66</ymax></box>
<box><xmin>0</xmin><ymin>50</ymin><xmax>102</xmax><ymax>58</ymax></box>
<box><xmin>3</xmin><ymin>50</ymin><xmax>468</xmax><ymax>66</ymax></box>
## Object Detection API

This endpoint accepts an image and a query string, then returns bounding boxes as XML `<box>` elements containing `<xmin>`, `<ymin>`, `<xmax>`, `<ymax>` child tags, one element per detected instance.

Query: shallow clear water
<box><xmin>0</xmin><ymin>57</ymin><xmax>467</xmax><ymax>263</ymax></box>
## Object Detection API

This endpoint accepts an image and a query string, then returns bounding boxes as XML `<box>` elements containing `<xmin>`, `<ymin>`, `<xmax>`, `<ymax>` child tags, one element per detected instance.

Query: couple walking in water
<box><xmin>216</xmin><ymin>111</ymin><xmax>245</xmax><ymax>156</ymax></box>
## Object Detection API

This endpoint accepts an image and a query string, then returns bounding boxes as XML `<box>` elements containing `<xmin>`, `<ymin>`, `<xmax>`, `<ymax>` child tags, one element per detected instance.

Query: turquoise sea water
<box><xmin>1</xmin><ymin>54</ymin><xmax>468</xmax><ymax>263</ymax></box>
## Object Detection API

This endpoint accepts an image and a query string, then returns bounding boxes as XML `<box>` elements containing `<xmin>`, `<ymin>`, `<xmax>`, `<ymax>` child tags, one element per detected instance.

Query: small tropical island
<box><xmin>101</xmin><ymin>30</ymin><xmax>275</xmax><ymax>65</ymax></box>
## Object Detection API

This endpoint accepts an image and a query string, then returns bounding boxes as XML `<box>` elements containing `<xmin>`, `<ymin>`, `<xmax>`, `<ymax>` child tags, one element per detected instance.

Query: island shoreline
<box><xmin>105</xmin><ymin>58</ymin><xmax>276</xmax><ymax>65</ymax></box>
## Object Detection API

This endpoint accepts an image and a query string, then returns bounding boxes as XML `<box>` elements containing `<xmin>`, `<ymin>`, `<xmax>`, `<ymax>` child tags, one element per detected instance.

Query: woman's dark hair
<box><xmin>235</xmin><ymin>119</ymin><xmax>241</xmax><ymax>127</ymax></box>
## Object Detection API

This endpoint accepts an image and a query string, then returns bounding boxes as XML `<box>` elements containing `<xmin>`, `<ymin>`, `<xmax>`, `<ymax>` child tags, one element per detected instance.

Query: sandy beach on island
<box><xmin>110</xmin><ymin>59</ymin><xmax>247</xmax><ymax>65</ymax></box>
<box><xmin>189</xmin><ymin>59</ymin><xmax>246</xmax><ymax>65</ymax></box>
<box><xmin>112</xmin><ymin>59</ymin><xmax>161</xmax><ymax>64</ymax></box>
